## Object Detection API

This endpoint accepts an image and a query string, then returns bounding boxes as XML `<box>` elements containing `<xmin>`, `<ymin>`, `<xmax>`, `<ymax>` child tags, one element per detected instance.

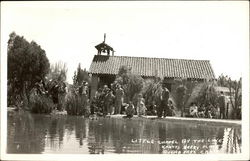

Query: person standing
<box><xmin>158</xmin><ymin>87</ymin><xmax>170</xmax><ymax>118</ymax></box>
<box><xmin>137</xmin><ymin>94</ymin><xmax>146</xmax><ymax>117</ymax></box>
<box><xmin>50</xmin><ymin>80</ymin><xmax>59</xmax><ymax>110</ymax></box>
<box><xmin>83</xmin><ymin>82</ymin><xmax>89</xmax><ymax>114</ymax></box>
<box><xmin>79</xmin><ymin>81</ymin><xmax>89</xmax><ymax>115</ymax></box>
<box><xmin>226</xmin><ymin>99</ymin><xmax>229</xmax><ymax>119</ymax></box>
<box><xmin>115</xmin><ymin>84</ymin><xmax>124</xmax><ymax>114</ymax></box>
<box><xmin>103</xmin><ymin>85</ymin><xmax>110</xmax><ymax>94</ymax></box>
<box><xmin>218</xmin><ymin>91</ymin><xmax>226</xmax><ymax>119</ymax></box>
<box><xmin>95</xmin><ymin>88</ymin><xmax>103</xmax><ymax>113</ymax></box>
<box><xmin>90</xmin><ymin>96</ymin><xmax>97</xmax><ymax>115</ymax></box>
<box><xmin>58</xmin><ymin>81</ymin><xmax>66</xmax><ymax>111</ymax></box>
<box><xmin>101</xmin><ymin>85</ymin><xmax>110</xmax><ymax>115</ymax></box>
<box><xmin>104</xmin><ymin>89</ymin><xmax>115</xmax><ymax>115</ymax></box>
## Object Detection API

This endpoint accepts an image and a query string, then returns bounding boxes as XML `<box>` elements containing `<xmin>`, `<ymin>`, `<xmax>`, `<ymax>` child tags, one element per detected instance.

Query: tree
<box><xmin>217</xmin><ymin>74</ymin><xmax>230</xmax><ymax>88</ymax></box>
<box><xmin>142</xmin><ymin>78</ymin><xmax>163</xmax><ymax>106</ymax></box>
<box><xmin>175</xmin><ymin>84</ymin><xmax>187</xmax><ymax>117</ymax></box>
<box><xmin>7</xmin><ymin>32</ymin><xmax>50</xmax><ymax>107</ymax></box>
<box><xmin>126</xmin><ymin>74</ymin><xmax>144</xmax><ymax>102</ymax></box>
<box><xmin>228</xmin><ymin>77</ymin><xmax>242</xmax><ymax>119</ymax></box>
<box><xmin>45</xmin><ymin>61</ymin><xmax>68</xmax><ymax>111</ymax></box>
<box><xmin>74</xmin><ymin>63</ymin><xmax>90</xmax><ymax>86</ymax></box>
<box><xmin>171</xmin><ymin>78</ymin><xmax>196</xmax><ymax>117</ymax></box>
<box><xmin>195</xmin><ymin>80</ymin><xmax>218</xmax><ymax>107</ymax></box>
<box><xmin>47</xmin><ymin>61</ymin><xmax>67</xmax><ymax>83</ymax></box>
<box><xmin>217</xmin><ymin>74</ymin><xmax>242</xmax><ymax>119</ymax></box>
<box><xmin>116</xmin><ymin>65</ymin><xmax>130</xmax><ymax>85</ymax></box>
<box><xmin>115</xmin><ymin>65</ymin><xmax>144</xmax><ymax>102</ymax></box>
<box><xmin>71</xmin><ymin>63</ymin><xmax>90</xmax><ymax>96</ymax></box>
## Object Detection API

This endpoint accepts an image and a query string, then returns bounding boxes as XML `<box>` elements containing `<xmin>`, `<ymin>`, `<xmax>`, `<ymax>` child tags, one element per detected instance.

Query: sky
<box><xmin>1</xmin><ymin>1</ymin><xmax>249</xmax><ymax>84</ymax></box>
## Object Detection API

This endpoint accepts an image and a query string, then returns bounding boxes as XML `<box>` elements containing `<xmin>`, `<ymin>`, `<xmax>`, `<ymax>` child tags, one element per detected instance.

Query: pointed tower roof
<box><xmin>95</xmin><ymin>34</ymin><xmax>114</xmax><ymax>56</ymax></box>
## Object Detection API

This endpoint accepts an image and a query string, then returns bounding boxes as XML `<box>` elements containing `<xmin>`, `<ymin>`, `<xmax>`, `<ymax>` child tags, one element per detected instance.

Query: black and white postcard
<box><xmin>1</xmin><ymin>1</ymin><xmax>249</xmax><ymax>161</ymax></box>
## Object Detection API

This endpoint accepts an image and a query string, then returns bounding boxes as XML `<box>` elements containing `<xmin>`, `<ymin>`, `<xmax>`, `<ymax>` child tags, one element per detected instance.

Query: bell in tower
<box><xmin>95</xmin><ymin>33</ymin><xmax>115</xmax><ymax>56</ymax></box>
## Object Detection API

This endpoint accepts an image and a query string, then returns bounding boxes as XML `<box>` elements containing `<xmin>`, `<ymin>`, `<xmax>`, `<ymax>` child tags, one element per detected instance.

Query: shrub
<box><xmin>29</xmin><ymin>93</ymin><xmax>54</xmax><ymax>114</ymax></box>
<box><xmin>196</xmin><ymin>82</ymin><xmax>218</xmax><ymax>107</ymax></box>
<box><xmin>142</xmin><ymin>79</ymin><xmax>163</xmax><ymax>106</ymax></box>
<box><xmin>65</xmin><ymin>63</ymin><xmax>90</xmax><ymax>116</ymax></box>
<box><xmin>65</xmin><ymin>92</ymin><xmax>89</xmax><ymax>116</ymax></box>
<box><xmin>115</xmin><ymin>65</ymin><xmax>144</xmax><ymax>102</ymax></box>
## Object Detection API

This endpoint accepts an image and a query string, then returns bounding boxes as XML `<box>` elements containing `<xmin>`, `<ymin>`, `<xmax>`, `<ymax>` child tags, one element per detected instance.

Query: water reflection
<box><xmin>8</xmin><ymin>111</ymin><xmax>45</xmax><ymax>153</ymax></box>
<box><xmin>7</xmin><ymin>111</ymin><xmax>241</xmax><ymax>154</ymax></box>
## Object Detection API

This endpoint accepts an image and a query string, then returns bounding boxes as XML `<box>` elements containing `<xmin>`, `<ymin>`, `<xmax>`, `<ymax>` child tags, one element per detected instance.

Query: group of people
<box><xmin>188</xmin><ymin>91</ymin><xmax>231</xmax><ymax>119</ymax></box>
<box><xmin>90</xmin><ymin>84</ymin><xmax>125</xmax><ymax>116</ymax></box>
<box><xmin>33</xmin><ymin>78</ymin><xmax>240</xmax><ymax>120</ymax></box>
<box><xmin>189</xmin><ymin>102</ymin><xmax>217</xmax><ymax>118</ymax></box>
<box><xmin>34</xmin><ymin>78</ymin><xmax>234</xmax><ymax>120</ymax></box>
<box><xmin>90</xmin><ymin>84</ymin><xmax>176</xmax><ymax>118</ymax></box>
<box><xmin>34</xmin><ymin>78</ymin><xmax>67</xmax><ymax>111</ymax></box>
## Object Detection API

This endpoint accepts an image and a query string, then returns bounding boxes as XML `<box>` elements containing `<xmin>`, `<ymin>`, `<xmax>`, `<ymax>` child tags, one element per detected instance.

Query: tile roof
<box><xmin>89</xmin><ymin>55</ymin><xmax>215</xmax><ymax>79</ymax></box>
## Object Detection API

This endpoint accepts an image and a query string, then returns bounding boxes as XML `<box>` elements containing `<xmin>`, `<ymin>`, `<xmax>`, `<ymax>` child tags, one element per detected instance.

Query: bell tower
<box><xmin>95</xmin><ymin>34</ymin><xmax>114</xmax><ymax>56</ymax></box>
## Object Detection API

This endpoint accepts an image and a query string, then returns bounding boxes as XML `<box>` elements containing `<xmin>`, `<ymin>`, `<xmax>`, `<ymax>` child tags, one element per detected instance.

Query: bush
<box><xmin>196</xmin><ymin>82</ymin><xmax>218</xmax><ymax>107</ymax></box>
<box><xmin>65</xmin><ymin>63</ymin><xmax>90</xmax><ymax>116</ymax></box>
<box><xmin>65</xmin><ymin>92</ymin><xmax>89</xmax><ymax>116</ymax></box>
<box><xmin>142</xmin><ymin>79</ymin><xmax>163</xmax><ymax>106</ymax></box>
<box><xmin>29</xmin><ymin>94</ymin><xmax>54</xmax><ymax>114</ymax></box>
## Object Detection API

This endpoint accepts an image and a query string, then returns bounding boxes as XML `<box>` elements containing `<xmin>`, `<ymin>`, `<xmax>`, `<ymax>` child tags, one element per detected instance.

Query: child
<box><xmin>189</xmin><ymin>102</ymin><xmax>199</xmax><ymax>118</ymax></box>
<box><xmin>126</xmin><ymin>101</ymin><xmax>135</xmax><ymax>118</ymax></box>
<box><xmin>198</xmin><ymin>104</ymin><xmax>206</xmax><ymax>118</ymax></box>
<box><xmin>146</xmin><ymin>101</ymin><xmax>157</xmax><ymax>116</ymax></box>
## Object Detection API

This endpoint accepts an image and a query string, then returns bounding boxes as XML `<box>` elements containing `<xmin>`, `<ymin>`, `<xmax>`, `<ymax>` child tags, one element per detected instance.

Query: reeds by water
<box><xmin>29</xmin><ymin>94</ymin><xmax>54</xmax><ymax>114</ymax></box>
<box><xmin>65</xmin><ymin>93</ymin><xmax>89</xmax><ymax>116</ymax></box>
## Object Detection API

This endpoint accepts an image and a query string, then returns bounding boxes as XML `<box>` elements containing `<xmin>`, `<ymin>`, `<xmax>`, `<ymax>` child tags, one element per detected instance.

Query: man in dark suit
<box><xmin>218</xmin><ymin>91</ymin><xmax>226</xmax><ymax>119</ymax></box>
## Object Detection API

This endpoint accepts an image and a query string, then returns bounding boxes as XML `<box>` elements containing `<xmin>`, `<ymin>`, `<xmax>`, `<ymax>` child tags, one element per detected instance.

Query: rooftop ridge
<box><xmin>90</xmin><ymin>54</ymin><xmax>215</xmax><ymax>79</ymax></box>
<box><xmin>93</xmin><ymin>54</ymin><xmax>210</xmax><ymax>62</ymax></box>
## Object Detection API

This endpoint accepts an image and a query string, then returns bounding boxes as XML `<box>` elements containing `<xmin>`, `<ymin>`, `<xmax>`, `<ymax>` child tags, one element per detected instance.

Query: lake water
<box><xmin>7</xmin><ymin>111</ymin><xmax>241</xmax><ymax>154</ymax></box>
